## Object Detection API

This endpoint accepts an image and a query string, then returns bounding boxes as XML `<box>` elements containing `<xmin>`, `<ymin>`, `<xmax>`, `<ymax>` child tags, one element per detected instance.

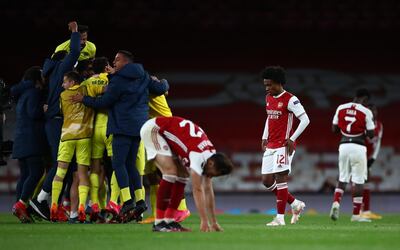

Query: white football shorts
<box><xmin>261</xmin><ymin>146</ymin><xmax>295</xmax><ymax>175</ymax></box>
<box><xmin>338</xmin><ymin>143</ymin><xmax>367</xmax><ymax>184</ymax></box>
<box><xmin>140</xmin><ymin>118</ymin><xmax>173</xmax><ymax>160</ymax></box>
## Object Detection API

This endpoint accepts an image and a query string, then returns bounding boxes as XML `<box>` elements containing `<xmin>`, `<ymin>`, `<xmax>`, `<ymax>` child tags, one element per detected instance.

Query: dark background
<box><xmin>1</xmin><ymin>0</ymin><xmax>399</xmax><ymax>84</ymax></box>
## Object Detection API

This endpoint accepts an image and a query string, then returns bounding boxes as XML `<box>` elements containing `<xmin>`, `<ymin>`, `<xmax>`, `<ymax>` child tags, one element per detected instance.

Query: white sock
<box><xmin>37</xmin><ymin>190</ymin><xmax>49</xmax><ymax>202</ymax></box>
<box><xmin>276</xmin><ymin>214</ymin><xmax>285</xmax><ymax>220</ymax></box>
<box><xmin>70</xmin><ymin>211</ymin><xmax>78</xmax><ymax>218</ymax></box>
<box><xmin>155</xmin><ymin>219</ymin><xmax>164</xmax><ymax>225</ymax></box>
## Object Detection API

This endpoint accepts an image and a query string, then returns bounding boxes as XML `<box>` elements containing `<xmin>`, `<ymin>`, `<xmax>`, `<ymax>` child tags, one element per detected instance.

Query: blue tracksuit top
<box><xmin>82</xmin><ymin>63</ymin><xmax>169</xmax><ymax>137</ymax></box>
<box><xmin>42</xmin><ymin>32</ymin><xmax>80</xmax><ymax>119</ymax></box>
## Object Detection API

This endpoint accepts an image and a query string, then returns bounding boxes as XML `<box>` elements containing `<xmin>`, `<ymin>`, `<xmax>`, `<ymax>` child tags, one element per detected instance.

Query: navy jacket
<box><xmin>42</xmin><ymin>32</ymin><xmax>80</xmax><ymax>119</ymax></box>
<box><xmin>83</xmin><ymin>63</ymin><xmax>169</xmax><ymax>137</ymax></box>
<box><xmin>11</xmin><ymin>81</ymin><xmax>47</xmax><ymax>159</ymax></box>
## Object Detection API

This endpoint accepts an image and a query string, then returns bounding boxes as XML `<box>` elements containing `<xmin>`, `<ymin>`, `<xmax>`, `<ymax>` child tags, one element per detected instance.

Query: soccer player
<box><xmin>11</xmin><ymin>66</ymin><xmax>46</xmax><ymax>223</ymax></box>
<box><xmin>54</xmin><ymin>24</ymin><xmax>96</xmax><ymax>61</ymax></box>
<box><xmin>140</xmin><ymin>86</ymin><xmax>191</xmax><ymax>224</ymax></box>
<box><xmin>50</xmin><ymin>71</ymin><xmax>104</xmax><ymax>223</ymax></box>
<box><xmin>80</xmin><ymin>57</ymin><xmax>112</xmax><ymax>222</ymax></box>
<box><xmin>30</xmin><ymin>21</ymin><xmax>81</xmax><ymax>221</ymax></box>
<box><xmin>361</xmin><ymin>104</ymin><xmax>383</xmax><ymax>220</ymax></box>
<box><xmin>71</xmin><ymin>50</ymin><xmax>169</xmax><ymax>223</ymax></box>
<box><xmin>260</xmin><ymin>66</ymin><xmax>310</xmax><ymax>226</ymax></box>
<box><xmin>140</xmin><ymin>116</ymin><xmax>233</xmax><ymax>232</ymax></box>
<box><xmin>330</xmin><ymin>89</ymin><xmax>375</xmax><ymax>222</ymax></box>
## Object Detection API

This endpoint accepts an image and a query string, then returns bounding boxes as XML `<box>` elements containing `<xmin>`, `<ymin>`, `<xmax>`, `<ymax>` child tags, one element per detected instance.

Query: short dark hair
<box><xmin>356</xmin><ymin>88</ymin><xmax>370</xmax><ymax>99</ymax></box>
<box><xmin>64</xmin><ymin>71</ymin><xmax>81</xmax><ymax>84</ymax></box>
<box><xmin>23</xmin><ymin>66</ymin><xmax>42</xmax><ymax>83</ymax></box>
<box><xmin>118</xmin><ymin>50</ymin><xmax>134</xmax><ymax>62</ymax></box>
<box><xmin>78</xmin><ymin>25</ymin><xmax>89</xmax><ymax>33</ymax></box>
<box><xmin>209</xmin><ymin>153</ymin><xmax>234</xmax><ymax>176</ymax></box>
<box><xmin>92</xmin><ymin>57</ymin><xmax>109</xmax><ymax>74</ymax></box>
<box><xmin>51</xmin><ymin>50</ymin><xmax>68</xmax><ymax>61</ymax></box>
<box><xmin>261</xmin><ymin>66</ymin><xmax>286</xmax><ymax>85</ymax></box>
<box><xmin>75</xmin><ymin>59</ymin><xmax>93</xmax><ymax>75</ymax></box>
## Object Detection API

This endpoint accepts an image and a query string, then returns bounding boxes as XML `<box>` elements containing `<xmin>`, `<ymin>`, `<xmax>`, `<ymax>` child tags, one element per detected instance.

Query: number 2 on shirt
<box><xmin>179</xmin><ymin>120</ymin><xmax>203</xmax><ymax>138</ymax></box>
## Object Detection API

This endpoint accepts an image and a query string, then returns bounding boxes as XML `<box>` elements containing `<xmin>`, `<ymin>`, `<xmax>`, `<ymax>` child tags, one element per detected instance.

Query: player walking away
<box><xmin>361</xmin><ymin>104</ymin><xmax>383</xmax><ymax>220</ymax></box>
<box><xmin>260</xmin><ymin>66</ymin><xmax>310</xmax><ymax>226</ymax></box>
<box><xmin>140</xmin><ymin>116</ymin><xmax>233</xmax><ymax>232</ymax></box>
<box><xmin>330</xmin><ymin>89</ymin><xmax>375</xmax><ymax>222</ymax></box>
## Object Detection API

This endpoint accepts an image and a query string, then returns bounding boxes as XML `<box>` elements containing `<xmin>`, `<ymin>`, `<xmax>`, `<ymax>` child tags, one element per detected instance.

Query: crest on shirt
<box><xmin>293</xmin><ymin>100</ymin><xmax>300</xmax><ymax>105</ymax></box>
<box><xmin>278</xmin><ymin>102</ymin><xmax>283</xmax><ymax>108</ymax></box>
<box><xmin>163</xmin><ymin>145</ymin><xmax>169</xmax><ymax>151</ymax></box>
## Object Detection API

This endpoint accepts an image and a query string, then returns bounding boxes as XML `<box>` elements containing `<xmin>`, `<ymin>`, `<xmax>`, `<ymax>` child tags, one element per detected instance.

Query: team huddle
<box><xmin>10</xmin><ymin>21</ymin><xmax>382</xmax><ymax>232</ymax></box>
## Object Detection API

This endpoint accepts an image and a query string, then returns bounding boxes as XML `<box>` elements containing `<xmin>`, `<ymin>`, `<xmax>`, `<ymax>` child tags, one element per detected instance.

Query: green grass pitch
<box><xmin>1</xmin><ymin>213</ymin><xmax>399</xmax><ymax>250</ymax></box>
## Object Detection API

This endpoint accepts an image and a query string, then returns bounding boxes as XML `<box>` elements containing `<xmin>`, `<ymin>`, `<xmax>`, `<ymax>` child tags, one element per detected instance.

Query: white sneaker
<box><xmin>290</xmin><ymin>200</ymin><xmax>306</xmax><ymax>224</ymax></box>
<box><xmin>351</xmin><ymin>215</ymin><xmax>372</xmax><ymax>222</ymax></box>
<box><xmin>330</xmin><ymin>201</ymin><xmax>340</xmax><ymax>221</ymax></box>
<box><xmin>266</xmin><ymin>217</ymin><xmax>286</xmax><ymax>226</ymax></box>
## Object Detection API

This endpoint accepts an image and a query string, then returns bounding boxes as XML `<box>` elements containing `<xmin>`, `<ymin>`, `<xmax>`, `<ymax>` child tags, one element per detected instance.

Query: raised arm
<box><xmin>58</xmin><ymin>21</ymin><xmax>81</xmax><ymax>74</ymax></box>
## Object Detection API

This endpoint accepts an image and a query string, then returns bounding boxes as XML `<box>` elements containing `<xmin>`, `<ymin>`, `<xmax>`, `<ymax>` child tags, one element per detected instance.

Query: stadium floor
<box><xmin>1</xmin><ymin>213</ymin><xmax>399</xmax><ymax>250</ymax></box>
<box><xmin>1</xmin><ymin>193</ymin><xmax>399</xmax><ymax>214</ymax></box>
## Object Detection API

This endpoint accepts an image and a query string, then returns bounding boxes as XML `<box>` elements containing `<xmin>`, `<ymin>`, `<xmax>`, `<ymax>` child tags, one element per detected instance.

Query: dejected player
<box><xmin>260</xmin><ymin>66</ymin><xmax>310</xmax><ymax>226</ymax></box>
<box><xmin>330</xmin><ymin>89</ymin><xmax>375</xmax><ymax>222</ymax></box>
<box><xmin>140</xmin><ymin>116</ymin><xmax>233</xmax><ymax>232</ymax></box>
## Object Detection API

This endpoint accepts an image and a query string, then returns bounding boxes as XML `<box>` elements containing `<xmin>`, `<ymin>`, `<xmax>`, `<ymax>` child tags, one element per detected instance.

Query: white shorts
<box><xmin>261</xmin><ymin>146</ymin><xmax>295</xmax><ymax>175</ymax></box>
<box><xmin>338</xmin><ymin>143</ymin><xmax>367</xmax><ymax>184</ymax></box>
<box><xmin>140</xmin><ymin>118</ymin><xmax>173</xmax><ymax>160</ymax></box>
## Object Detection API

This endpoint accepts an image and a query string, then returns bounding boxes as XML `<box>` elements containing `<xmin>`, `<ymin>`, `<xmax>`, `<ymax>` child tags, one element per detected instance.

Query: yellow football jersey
<box><xmin>80</xmin><ymin>73</ymin><xmax>108</xmax><ymax>127</ymax></box>
<box><xmin>54</xmin><ymin>40</ymin><xmax>96</xmax><ymax>61</ymax></box>
<box><xmin>149</xmin><ymin>94</ymin><xmax>172</xmax><ymax>118</ymax></box>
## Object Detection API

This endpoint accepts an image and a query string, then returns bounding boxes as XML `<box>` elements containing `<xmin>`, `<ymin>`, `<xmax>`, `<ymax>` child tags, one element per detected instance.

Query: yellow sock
<box><xmin>89</xmin><ymin>173</ymin><xmax>100</xmax><ymax>204</ymax></box>
<box><xmin>98</xmin><ymin>181</ymin><xmax>107</xmax><ymax>209</ymax></box>
<box><xmin>134</xmin><ymin>186</ymin><xmax>145</xmax><ymax>202</ymax></box>
<box><xmin>110</xmin><ymin>171</ymin><xmax>120</xmax><ymax>204</ymax></box>
<box><xmin>150</xmin><ymin>184</ymin><xmax>158</xmax><ymax>218</ymax></box>
<box><xmin>120</xmin><ymin>187</ymin><xmax>132</xmax><ymax>203</ymax></box>
<box><xmin>78</xmin><ymin>185</ymin><xmax>90</xmax><ymax>208</ymax></box>
<box><xmin>178</xmin><ymin>198</ymin><xmax>188</xmax><ymax>211</ymax></box>
<box><xmin>51</xmin><ymin>180</ymin><xmax>63</xmax><ymax>206</ymax></box>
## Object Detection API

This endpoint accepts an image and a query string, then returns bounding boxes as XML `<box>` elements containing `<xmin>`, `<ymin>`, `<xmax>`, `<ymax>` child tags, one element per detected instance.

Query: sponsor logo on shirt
<box><xmin>293</xmin><ymin>100</ymin><xmax>300</xmax><ymax>105</ymax></box>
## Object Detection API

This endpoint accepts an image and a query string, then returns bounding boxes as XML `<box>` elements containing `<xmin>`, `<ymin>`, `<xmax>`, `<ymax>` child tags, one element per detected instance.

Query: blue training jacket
<box><xmin>42</xmin><ymin>32</ymin><xmax>80</xmax><ymax>119</ymax></box>
<box><xmin>11</xmin><ymin>81</ymin><xmax>47</xmax><ymax>159</ymax></box>
<box><xmin>83</xmin><ymin>63</ymin><xmax>169</xmax><ymax>137</ymax></box>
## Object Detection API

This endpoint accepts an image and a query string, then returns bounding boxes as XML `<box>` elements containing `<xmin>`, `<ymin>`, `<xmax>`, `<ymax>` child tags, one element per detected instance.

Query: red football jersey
<box><xmin>155</xmin><ymin>116</ymin><xmax>216</xmax><ymax>175</ymax></box>
<box><xmin>332</xmin><ymin>102</ymin><xmax>375</xmax><ymax>137</ymax></box>
<box><xmin>366</xmin><ymin>120</ymin><xmax>383</xmax><ymax>159</ymax></box>
<box><xmin>262</xmin><ymin>91</ymin><xmax>306</xmax><ymax>149</ymax></box>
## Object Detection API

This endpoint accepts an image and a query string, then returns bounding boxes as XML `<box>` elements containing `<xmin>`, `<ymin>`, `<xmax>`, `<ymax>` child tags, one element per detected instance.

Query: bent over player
<box><xmin>260</xmin><ymin>66</ymin><xmax>310</xmax><ymax>226</ymax></box>
<box><xmin>330</xmin><ymin>89</ymin><xmax>375</xmax><ymax>222</ymax></box>
<box><xmin>140</xmin><ymin>116</ymin><xmax>233</xmax><ymax>232</ymax></box>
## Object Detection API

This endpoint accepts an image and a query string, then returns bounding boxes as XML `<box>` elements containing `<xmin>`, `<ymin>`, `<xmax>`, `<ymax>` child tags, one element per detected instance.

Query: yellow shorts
<box><xmin>136</xmin><ymin>140</ymin><xmax>145</xmax><ymax>176</ymax></box>
<box><xmin>91</xmin><ymin>125</ymin><xmax>113</xmax><ymax>159</ymax></box>
<box><xmin>57</xmin><ymin>138</ymin><xmax>91</xmax><ymax>166</ymax></box>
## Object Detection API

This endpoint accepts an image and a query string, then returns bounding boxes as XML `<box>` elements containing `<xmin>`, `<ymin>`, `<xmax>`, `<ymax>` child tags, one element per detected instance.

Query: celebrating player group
<box><xmin>10</xmin><ymin>21</ymin><xmax>380</xmax><ymax>232</ymax></box>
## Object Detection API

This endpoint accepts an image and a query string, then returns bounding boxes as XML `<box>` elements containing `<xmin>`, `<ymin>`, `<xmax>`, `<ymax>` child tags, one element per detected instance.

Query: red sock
<box><xmin>164</xmin><ymin>181</ymin><xmax>186</xmax><ymax>219</ymax></box>
<box><xmin>271</xmin><ymin>186</ymin><xmax>295</xmax><ymax>204</ymax></box>
<box><xmin>353</xmin><ymin>196</ymin><xmax>363</xmax><ymax>215</ymax></box>
<box><xmin>362</xmin><ymin>188</ymin><xmax>370</xmax><ymax>211</ymax></box>
<box><xmin>333</xmin><ymin>188</ymin><xmax>344</xmax><ymax>203</ymax></box>
<box><xmin>276</xmin><ymin>183</ymin><xmax>288</xmax><ymax>214</ymax></box>
<box><xmin>156</xmin><ymin>179</ymin><xmax>174</xmax><ymax>220</ymax></box>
